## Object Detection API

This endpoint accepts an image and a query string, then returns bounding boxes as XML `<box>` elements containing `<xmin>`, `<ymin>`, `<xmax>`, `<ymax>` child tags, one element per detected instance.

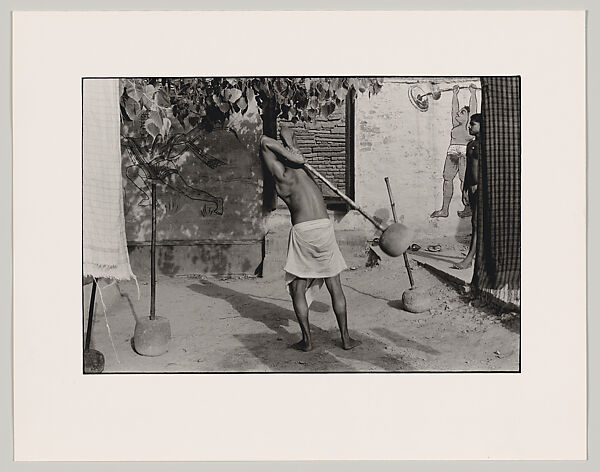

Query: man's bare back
<box><xmin>274</xmin><ymin>167</ymin><xmax>328</xmax><ymax>225</ymax></box>
<box><xmin>259</xmin><ymin>133</ymin><xmax>328</xmax><ymax>225</ymax></box>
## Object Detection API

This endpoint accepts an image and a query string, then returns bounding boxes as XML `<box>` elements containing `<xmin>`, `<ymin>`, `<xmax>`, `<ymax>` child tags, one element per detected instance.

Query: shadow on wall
<box><xmin>123</xmin><ymin>129</ymin><xmax>265</xmax><ymax>241</ymax></box>
<box><xmin>129</xmin><ymin>242</ymin><xmax>262</xmax><ymax>277</ymax></box>
<box><xmin>123</xmin><ymin>127</ymin><xmax>267</xmax><ymax>276</ymax></box>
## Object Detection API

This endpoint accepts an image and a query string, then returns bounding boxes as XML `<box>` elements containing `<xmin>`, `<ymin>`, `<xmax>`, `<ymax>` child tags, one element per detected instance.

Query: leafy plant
<box><xmin>119</xmin><ymin>77</ymin><xmax>384</xmax><ymax>138</ymax></box>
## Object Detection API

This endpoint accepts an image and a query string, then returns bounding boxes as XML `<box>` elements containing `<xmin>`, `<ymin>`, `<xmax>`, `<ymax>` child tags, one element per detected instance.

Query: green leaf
<box><xmin>145</xmin><ymin>121</ymin><xmax>161</xmax><ymax>138</ymax></box>
<box><xmin>125</xmin><ymin>79</ymin><xmax>143</xmax><ymax>101</ymax></box>
<box><xmin>236</xmin><ymin>96</ymin><xmax>248</xmax><ymax>112</ymax></box>
<box><xmin>144</xmin><ymin>85</ymin><xmax>156</xmax><ymax>97</ymax></box>
<box><xmin>160</xmin><ymin>117</ymin><xmax>172</xmax><ymax>137</ymax></box>
<box><xmin>218</xmin><ymin>102</ymin><xmax>230</xmax><ymax>113</ymax></box>
<box><xmin>142</xmin><ymin>93</ymin><xmax>158</xmax><ymax>111</ymax></box>
<box><xmin>274</xmin><ymin>78</ymin><xmax>288</xmax><ymax>96</ymax></box>
<box><xmin>335</xmin><ymin>86</ymin><xmax>347</xmax><ymax>101</ymax></box>
<box><xmin>156</xmin><ymin>88</ymin><xmax>170</xmax><ymax>107</ymax></box>
<box><xmin>224</xmin><ymin>88</ymin><xmax>242</xmax><ymax>103</ymax></box>
<box><xmin>124</xmin><ymin>97</ymin><xmax>141</xmax><ymax>120</ymax></box>
<box><xmin>148</xmin><ymin>110</ymin><xmax>163</xmax><ymax>129</ymax></box>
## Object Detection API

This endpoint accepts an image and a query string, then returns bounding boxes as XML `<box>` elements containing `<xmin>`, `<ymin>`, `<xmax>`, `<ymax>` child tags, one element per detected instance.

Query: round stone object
<box><xmin>402</xmin><ymin>287</ymin><xmax>432</xmax><ymax>313</ymax></box>
<box><xmin>84</xmin><ymin>349</ymin><xmax>105</xmax><ymax>373</ymax></box>
<box><xmin>379</xmin><ymin>223</ymin><xmax>413</xmax><ymax>257</ymax></box>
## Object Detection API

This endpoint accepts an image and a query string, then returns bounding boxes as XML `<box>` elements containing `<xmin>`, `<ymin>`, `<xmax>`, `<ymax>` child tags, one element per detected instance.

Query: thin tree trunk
<box><xmin>150</xmin><ymin>182</ymin><xmax>157</xmax><ymax>320</ymax></box>
<box><xmin>261</xmin><ymin>98</ymin><xmax>278</xmax><ymax>211</ymax></box>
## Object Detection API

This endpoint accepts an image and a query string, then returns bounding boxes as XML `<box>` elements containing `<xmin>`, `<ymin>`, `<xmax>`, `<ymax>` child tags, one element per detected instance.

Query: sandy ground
<box><xmin>86</xmin><ymin>255</ymin><xmax>520</xmax><ymax>373</ymax></box>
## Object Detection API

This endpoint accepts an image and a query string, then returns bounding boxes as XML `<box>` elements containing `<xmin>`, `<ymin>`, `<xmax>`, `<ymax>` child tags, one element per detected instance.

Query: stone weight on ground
<box><xmin>402</xmin><ymin>287</ymin><xmax>432</xmax><ymax>313</ymax></box>
<box><xmin>133</xmin><ymin>316</ymin><xmax>171</xmax><ymax>356</ymax></box>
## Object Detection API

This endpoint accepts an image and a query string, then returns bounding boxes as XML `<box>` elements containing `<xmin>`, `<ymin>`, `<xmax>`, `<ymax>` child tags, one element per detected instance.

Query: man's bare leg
<box><xmin>456</xmin><ymin>179</ymin><xmax>471</xmax><ymax>218</ymax></box>
<box><xmin>290</xmin><ymin>278</ymin><xmax>313</xmax><ymax>351</ymax></box>
<box><xmin>325</xmin><ymin>275</ymin><xmax>361</xmax><ymax>350</ymax></box>
<box><xmin>453</xmin><ymin>206</ymin><xmax>477</xmax><ymax>269</ymax></box>
<box><xmin>430</xmin><ymin>179</ymin><xmax>453</xmax><ymax>218</ymax></box>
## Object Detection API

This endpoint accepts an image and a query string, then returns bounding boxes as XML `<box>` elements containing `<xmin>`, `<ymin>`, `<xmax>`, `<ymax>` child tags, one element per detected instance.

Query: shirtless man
<box><xmin>453</xmin><ymin>113</ymin><xmax>482</xmax><ymax>270</ymax></box>
<box><xmin>260</xmin><ymin>127</ymin><xmax>361</xmax><ymax>351</ymax></box>
<box><xmin>431</xmin><ymin>84</ymin><xmax>478</xmax><ymax>218</ymax></box>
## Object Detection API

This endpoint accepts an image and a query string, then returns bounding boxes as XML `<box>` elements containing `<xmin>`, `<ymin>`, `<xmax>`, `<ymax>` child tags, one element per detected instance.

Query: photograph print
<box><xmin>82</xmin><ymin>76</ymin><xmax>521</xmax><ymax>374</ymax></box>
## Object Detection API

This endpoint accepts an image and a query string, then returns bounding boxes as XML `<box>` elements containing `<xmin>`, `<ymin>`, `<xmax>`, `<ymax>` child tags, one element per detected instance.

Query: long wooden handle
<box><xmin>384</xmin><ymin>177</ymin><xmax>398</xmax><ymax>223</ymax></box>
<box><xmin>304</xmin><ymin>162</ymin><xmax>385</xmax><ymax>231</ymax></box>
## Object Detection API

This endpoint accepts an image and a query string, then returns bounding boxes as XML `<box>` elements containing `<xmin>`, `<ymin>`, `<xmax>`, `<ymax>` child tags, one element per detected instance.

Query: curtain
<box><xmin>473</xmin><ymin>77</ymin><xmax>521</xmax><ymax>307</ymax></box>
<box><xmin>83</xmin><ymin>79</ymin><xmax>135</xmax><ymax>280</ymax></box>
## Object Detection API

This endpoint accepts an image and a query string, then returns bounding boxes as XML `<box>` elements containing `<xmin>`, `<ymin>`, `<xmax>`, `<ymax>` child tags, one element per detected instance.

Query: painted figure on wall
<box><xmin>430</xmin><ymin>84</ymin><xmax>478</xmax><ymax>218</ymax></box>
<box><xmin>122</xmin><ymin>133</ymin><xmax>225</xmax><ymax>215</ymax></box>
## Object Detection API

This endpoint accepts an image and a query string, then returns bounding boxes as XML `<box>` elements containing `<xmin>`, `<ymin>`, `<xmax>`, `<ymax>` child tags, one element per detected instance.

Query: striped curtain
<box><xmin>473</xmin><ymin>77</ymin><xmax>521</xmax><ymax>307</ymax></box>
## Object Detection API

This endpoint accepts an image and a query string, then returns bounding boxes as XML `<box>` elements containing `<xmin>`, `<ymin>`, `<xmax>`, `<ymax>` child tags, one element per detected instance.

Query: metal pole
<box><xmin>150</xmin><ymin>182</ymin><xmax>157</xmax><ymax>320</ymax></box>
<box><xmin>85</xmin><ymin>279</ymin><xmax>97</xmax><ymax>351</ymax></box>
<box><xmin>417</xmin><ymin>85</ymin><xmax>481</xmax><ymax>100</ymax></box>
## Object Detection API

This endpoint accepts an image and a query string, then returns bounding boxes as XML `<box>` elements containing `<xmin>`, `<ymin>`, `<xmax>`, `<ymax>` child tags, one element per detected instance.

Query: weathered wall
<box><xmin>124</xmin><ymin>94</ymin><xmax>265</xmax><ymax>276</ymax></box>
<box><xmin>123</xmin><ymin>77</ymin><xmax>483</xmax><ymax>276</ymax></box>
<box><xmin>264</xmin><ymin>77</ymin><xmax>483</xmax><ymax>275</ymax></box>
<box><xmin>347</xmin><ymin>77</ymin><xmax>482</xmax><ymax>240</ymax></box>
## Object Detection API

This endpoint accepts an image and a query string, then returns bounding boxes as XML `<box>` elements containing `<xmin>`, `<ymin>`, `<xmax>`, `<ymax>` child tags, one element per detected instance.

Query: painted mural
<box><xmin>120</xmin><ymin>80</ymin><xmax>264</xmax><ymax>276</ymax></box>
<box><xmin>348</xmin><ymin>78</ymin><xmax>482</xmax><ymax>241</ymax></box>
<box><xmin>428</xmin><ymin>83</ymin><xmax>479</xmax><ymax>219</ymax></box>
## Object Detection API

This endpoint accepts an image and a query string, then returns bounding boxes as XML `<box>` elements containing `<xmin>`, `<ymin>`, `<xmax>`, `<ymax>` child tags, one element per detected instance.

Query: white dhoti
<box><xmin>284</xmin><ymin>218</ymin><xmax>347</xmax><ymax>307</ymax></box>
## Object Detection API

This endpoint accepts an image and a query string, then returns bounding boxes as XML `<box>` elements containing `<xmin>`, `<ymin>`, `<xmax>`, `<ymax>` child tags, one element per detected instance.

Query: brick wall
<box><xmin>278</xmin><ymin>108</ymin><xmax>347</xmax><ymax>199</ymax></box>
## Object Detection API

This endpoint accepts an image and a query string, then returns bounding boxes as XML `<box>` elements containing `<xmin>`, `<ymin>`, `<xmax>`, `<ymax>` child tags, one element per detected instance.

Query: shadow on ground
<box><xmin>188</xmin><ymin>280</ymin><xmax>414</xmax><ymax>372</ymax></box>
<box><xmin>424</xmin><ymin>267</ymin><xmax>521</xmax><ymax>335</ymax></box>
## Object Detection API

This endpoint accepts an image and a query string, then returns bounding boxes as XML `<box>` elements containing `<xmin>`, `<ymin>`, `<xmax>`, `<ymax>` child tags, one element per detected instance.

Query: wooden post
<box><xmin>150</xmin><ymin>182</ymin><xmax>157</xmax><ymax>320</ymax></box>
<box><xmin>384</xmin><ymin>177</ymin><xmax>415</xmax><ymax>288</ymax></box>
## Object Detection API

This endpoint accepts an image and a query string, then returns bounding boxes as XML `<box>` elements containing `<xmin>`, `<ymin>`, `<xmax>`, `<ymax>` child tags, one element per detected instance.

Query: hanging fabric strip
<box><xmin>83</xmin><ymin>78</ymin><xmax>136</xmax><ymax>281</ymax></box>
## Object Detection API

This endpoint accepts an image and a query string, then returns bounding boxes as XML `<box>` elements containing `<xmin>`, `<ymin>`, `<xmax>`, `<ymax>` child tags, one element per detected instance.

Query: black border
<box><xmin>82</xmin><ymin>75</ymin><xmax>522</xmax><ymax>375</ymax></box>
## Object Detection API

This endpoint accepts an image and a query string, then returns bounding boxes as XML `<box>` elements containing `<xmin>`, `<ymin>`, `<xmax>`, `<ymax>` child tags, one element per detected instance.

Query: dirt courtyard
<box><xmin>86</xmin><ymin>256</ymin><xmax>520</xmax><ymax>374</ymax></box>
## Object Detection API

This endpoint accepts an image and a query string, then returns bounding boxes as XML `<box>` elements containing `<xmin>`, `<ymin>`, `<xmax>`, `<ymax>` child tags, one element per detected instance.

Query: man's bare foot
<box><xmin>291</xmin><ymin>340</ymin><xmax>313</xmax><ymax>352</ymax></box>
<box><xmin>430</xmin><ymin>209</ymin><xmax>449</xmax><ymax>218</ymax></box>
<box><xmin>457</xmin><ymin>208</ymin><xmax>472</xmax><ymax>218</ymax></box>
<box><xmin>452</xmin><ymin>259</ymin><xmax>473</xmax><ymax>270</ymax></box>
<box><xmin>342</xmin><ymin>338</ymin><xmax>362</xmax><ymax>350</ymax></box>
